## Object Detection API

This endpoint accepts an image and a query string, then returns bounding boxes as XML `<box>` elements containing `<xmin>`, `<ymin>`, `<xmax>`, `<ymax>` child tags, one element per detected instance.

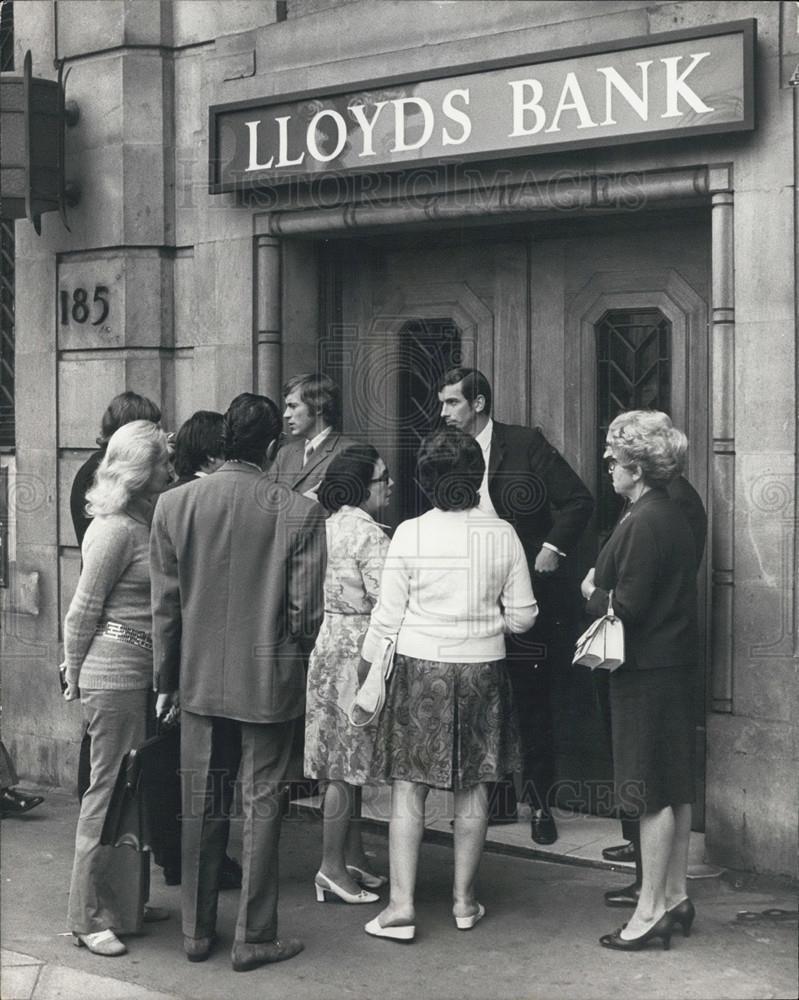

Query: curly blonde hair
<box><xmin>607</xmin><ymin>410</ymin><xmax>687</xmax><ymax>486</ymax></box>
<box><xmin>86</xmin><ymin>421</ymin><xmax>169</xmax><ymax>516</ymax></box>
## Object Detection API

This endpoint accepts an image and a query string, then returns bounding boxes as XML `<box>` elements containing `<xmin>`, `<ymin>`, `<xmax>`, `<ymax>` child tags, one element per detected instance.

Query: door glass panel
<box><xmin>397</xmin><ymin>318</ymin><xmax>462</xmax><ymax>519</ymax></box>
<box><xmin>596</xmin><ymin>308</ymin><xmax>672</xmax><ymax>538</ymax></box>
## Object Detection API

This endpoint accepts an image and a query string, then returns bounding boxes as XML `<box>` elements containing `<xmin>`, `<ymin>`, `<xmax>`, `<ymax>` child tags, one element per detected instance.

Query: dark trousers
<box><xmin>180</xmin><ymin>711</ymin><xmax>294</xmax><ymax>943</ymax></box>
<box><xmin>488</xmin><ymin>626</ymin><xmax>558</xmax><ymax>818</ymax></box>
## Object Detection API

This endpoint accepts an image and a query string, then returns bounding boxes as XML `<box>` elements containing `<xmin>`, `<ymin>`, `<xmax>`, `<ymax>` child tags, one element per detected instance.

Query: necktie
<box><xmin>303</xmin><ymin>441</ymin><xmax>314</xmax><ymax>467</ymax></box>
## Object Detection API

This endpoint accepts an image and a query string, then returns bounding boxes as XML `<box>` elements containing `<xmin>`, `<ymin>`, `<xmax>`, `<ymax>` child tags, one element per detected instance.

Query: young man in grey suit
<box><xmin>438</xmin><ymin>368</ymin><xmax>594</xmax><ymax>845</ymax></box>
<box><xmin>151</xmin><ymin>393</ymin><xmax>326</xmax><ymax>971</ymax></box>
<box><xmin>270</xmin><ymin>372</ymin><xmax>358</xmax><ymax>497</ymax></box>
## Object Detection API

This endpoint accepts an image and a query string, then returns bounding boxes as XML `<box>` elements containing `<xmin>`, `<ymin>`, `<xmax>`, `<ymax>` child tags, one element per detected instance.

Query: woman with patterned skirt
<box><xmin>360</xmin><ymin>427</ymin><xmax>537</xmax><ymax>942</ymax></box>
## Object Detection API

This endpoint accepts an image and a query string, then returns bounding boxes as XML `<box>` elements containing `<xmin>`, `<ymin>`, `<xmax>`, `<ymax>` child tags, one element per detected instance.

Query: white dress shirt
<box><xmin>474</xmin><ymin>418</ymin><xmax>498</xmax><ymax>517</ymax></box>
<box><xmin>304</xmin><ymin>425</ymin><xmax>332</xmax><ymax>465</ymax></box>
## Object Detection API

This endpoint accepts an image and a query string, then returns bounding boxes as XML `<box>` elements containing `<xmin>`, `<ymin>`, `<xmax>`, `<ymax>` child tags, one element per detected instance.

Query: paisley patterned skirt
<box><xmin>370</xmin><ymin>654</ymin><xmax>522</xmax><ymax>790</ymax></box>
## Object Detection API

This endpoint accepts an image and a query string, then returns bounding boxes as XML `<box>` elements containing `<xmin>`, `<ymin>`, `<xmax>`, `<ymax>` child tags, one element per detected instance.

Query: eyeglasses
<box><xmin>605</xmin><ymin>457</ymin><xmax>631</xmax><ymax>472</ymax></box>
<box><xmin>370</xmin><ymin>471</ymin><xmax>390</xmax><ymax>485</ymax></box>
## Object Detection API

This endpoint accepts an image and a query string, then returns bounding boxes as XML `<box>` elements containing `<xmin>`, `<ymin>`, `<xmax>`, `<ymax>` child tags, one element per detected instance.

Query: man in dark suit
<box><xmin>151</xmin><ymin>393</ymin><xmax>326</xmax><ymax>971</ymax></box>
<box><xmin>438</xmin><ymin>368</ymin><xmax>594</xmax><ymax>845</ymax></box>
<box><xmin>270</xmin><ymin>372</ymin><xmax>358</xmax><ymax>497</ymax></box>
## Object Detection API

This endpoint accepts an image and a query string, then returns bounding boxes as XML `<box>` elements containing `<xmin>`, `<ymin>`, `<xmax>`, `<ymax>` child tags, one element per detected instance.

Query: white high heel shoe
<box><xmin>314</xmin><ymin>871</ymin><xmax>380</xmax><ymax>904</ymax></box>
<box><xmin>346</xmin><ymin>864</ymin><xmax>389</xmax><ymax>889</ymax></box>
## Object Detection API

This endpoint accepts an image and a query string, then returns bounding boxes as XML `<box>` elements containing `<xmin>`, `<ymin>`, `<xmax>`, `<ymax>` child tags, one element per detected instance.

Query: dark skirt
<box><xmin>610</xmin><ymin>664</ymin><xmax>696</xmax><ymax>817</ymax></box>
<box><xmin>370</xmin><ymin>653</ymin><xmax>522</xmax><ymax>790</ymax></box>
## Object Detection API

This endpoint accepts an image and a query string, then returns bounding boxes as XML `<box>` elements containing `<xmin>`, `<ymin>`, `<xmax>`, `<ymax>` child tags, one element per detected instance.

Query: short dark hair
<box><xmin>417</xmin><ymin>426</ymin><xmax>484</xmax><ymax>511</ymax></box>
<box><xmin>438</xmin><ymin>367</ymin><xmax>492</xmax><ymax>417</ymax></box>
<box><xmin>222</xmin><ymin>393</ymin><xmax>282</xmax><ymax>464</ymax></box>
<box><xmin>317</xmin><ymin>444</ymin><xmax>380</xmax><ymax>513</ymax></box>
<box><xmin>173</xmin><ymin>410</ymin><xmax>224</xmax><ymax>477</ymax></box>
<box><xmin>282</xmin><ymin>372</ymin><xmax>341</xmax><ymax>430</ymax></box>
<box><xmin>98</xmin><ymin>391</ymin><xmax>161</xmax><ymax>446</ymax></box>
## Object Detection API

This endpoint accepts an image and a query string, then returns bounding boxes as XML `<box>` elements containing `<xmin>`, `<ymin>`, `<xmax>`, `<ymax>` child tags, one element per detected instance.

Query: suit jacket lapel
<box><xmin>488</xmin><ymin>423</ymin><xmax>506</xmax><ymax>510</ymax></box>
<box><xmin>296</xmin><ymin>432</ymin><xmax>338</xmax><ymax>487</ymax></box>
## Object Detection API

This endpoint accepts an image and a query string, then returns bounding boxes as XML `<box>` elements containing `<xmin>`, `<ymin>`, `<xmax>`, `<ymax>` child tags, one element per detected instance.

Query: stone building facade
<box><xmin>1</xmin><ymin>0</ymin><xmax>796</xmax><ymax>877</ymax></box>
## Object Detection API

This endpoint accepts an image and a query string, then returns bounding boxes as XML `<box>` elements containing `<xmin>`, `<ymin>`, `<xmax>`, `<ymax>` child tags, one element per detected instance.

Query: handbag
<box><xmin>348</xmin><ymin>636</ymin><xmax>396</xmax><ymax>728</ymax></box>
<box><xmin>101</xmin><ymin>721</ymin><xmax>181</xmax><ymax>859</ymax></box>
<box><xmin>573</xmin><ymin>590</ymin><xmax>625</xmax><ymax>671</ymax></box>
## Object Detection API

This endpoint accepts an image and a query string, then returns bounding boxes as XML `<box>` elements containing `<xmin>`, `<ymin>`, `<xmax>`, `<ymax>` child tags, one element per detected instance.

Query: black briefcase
<box><xmin>101</xmin><ymin>722</ymin><xmax>181</xmax><ymax>862</ymax></box>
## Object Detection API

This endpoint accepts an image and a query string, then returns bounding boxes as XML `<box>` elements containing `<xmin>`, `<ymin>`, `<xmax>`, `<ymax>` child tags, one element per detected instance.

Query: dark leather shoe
<box><xmin>0</xmin><ymin>788</ymin><xmax>44</xmax><ymax>817</ymax></box>
<box><xmin>184</xmin><ymin>934</ymin><xmax>216</xmax><ymax>963</ymax></box>
<box><xmin>602</xmin><ymin>841</ymin><xmax>636</xmax><ymax>863</ymax></box>
<box><xmin>604</xmin><ymin>882</ymin><xmax>641</xmax><ymax>907</ymax></box>
<box><xmin>599</xmin><ymin>911</ymin><xmax>674</xmax><ymax>951</ymax></box>
<box><xmin>219</xmin><ymin>854</ymin><xmax>243</xmax><ymax>890</ymax></box>
<box><xmin>163</xmin><ymin>864</ymin><xmax>181</xmax><ymax>886</ymax></box>
<box><xmin>530</xmin><ymin>808</ymin><xmax>557</xmax><ymax>845</ymax></box>
<box><xmin>231</xmin><ymin>937</ymin><xmax>304</xmax><ymax>972</ymax></box>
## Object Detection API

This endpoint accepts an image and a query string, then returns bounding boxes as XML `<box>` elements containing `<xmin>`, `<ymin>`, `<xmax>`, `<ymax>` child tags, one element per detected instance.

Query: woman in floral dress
<box><xmin>305</xmin><ymin>444</ymin><xmax>393</xmax><ymax>904</ymax></box>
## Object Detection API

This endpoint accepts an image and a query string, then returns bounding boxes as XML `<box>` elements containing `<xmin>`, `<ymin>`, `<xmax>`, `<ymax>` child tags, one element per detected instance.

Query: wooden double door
<box><xmin>324</xmin><ymin>211</ymin><xmax>710</xmax><ymax>821</ymax></box>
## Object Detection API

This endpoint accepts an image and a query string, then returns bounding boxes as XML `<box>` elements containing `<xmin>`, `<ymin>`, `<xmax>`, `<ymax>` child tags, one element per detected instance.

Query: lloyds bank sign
<box><xmin>209</xmin><ymin>19</ymin><xmax>754</xmax><ymax>192</ymax></box>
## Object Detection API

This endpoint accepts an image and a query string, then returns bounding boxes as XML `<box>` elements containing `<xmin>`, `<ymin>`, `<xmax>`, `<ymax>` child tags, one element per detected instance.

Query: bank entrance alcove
<box><xmin>252</xmin><ymin>161</ymin><xmax>740</xmax><ymax>832</ymax></box>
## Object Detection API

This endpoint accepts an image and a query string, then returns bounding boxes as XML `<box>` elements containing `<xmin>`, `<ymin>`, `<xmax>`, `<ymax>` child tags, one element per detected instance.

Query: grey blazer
<box><xmin>150</xmin><ymin>462</ymin><xmax>326</xmax><ymax>724</ymax></box>
<box><xmin>270</xmin><ymin>431</ymin><xmax>359</xmax><ymax>494</ymax></box>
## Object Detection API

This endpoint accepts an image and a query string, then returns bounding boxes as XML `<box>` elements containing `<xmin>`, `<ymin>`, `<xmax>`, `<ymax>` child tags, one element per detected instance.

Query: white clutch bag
<box><xmin>573</xmin><ymin>590</ymin><xmax>625</xmax><ymax>671</ymax></box>
<box><xmin>348</xmin><ymin>636</ymin><xmax>396</xmax><ymax>728</ymax></box>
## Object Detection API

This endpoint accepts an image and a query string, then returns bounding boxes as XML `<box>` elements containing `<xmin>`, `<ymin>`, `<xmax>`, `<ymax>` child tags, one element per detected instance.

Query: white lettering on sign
<box><xmin>348</xmin><ymin>101</ymin><xmax>387</xmax><ymax>157</ymax></box>
<box><xmin>277</xmin><ymin>116</ymin><xmax>304</xmax><ymax>167</ymax></box>
<box><xmin>508</xmin><ymin>53</ymin><xmax>715</xmax><ymax>136</ymax></box>
<box><xmin>237</xmin><ymin>37</ymin><xmax>733</xmax><ymax>177</ymax></box>
<box><xmin>441</xmin><ymin>88</ymin><xmax>472</xmax><ymax>146</ymax></box>
<box><xmin>545</xmin><ymin>71</ymin><xmax>597</xmax><ymax>133</ymax></box>
<box><xmin>391</xmin><ymin>97</ymin><xmax>435</xmax><ymax>152</ymax></box>
<box><xmin>661</xmin><ymin>52</ymin><xmax>714</xmax><ymax>117</ymax></box>
<box><xmin>245</xmin><ymin>120</ymin><xmax>273</xmax><ymax>170</ymax></box>
<box><xmin>508</xmin><ymin>80</ymin><xmax>546</xmax><ymax>137</ymax></box>
<box><xmin>307</xmin><ymin>108</ymin><xmax>348</xmax><ymax>162</ymax></box>
<box><xmin>597</xmin><ymin>61</ymin><xmax>652</xmax><ymax>125</ymax></box>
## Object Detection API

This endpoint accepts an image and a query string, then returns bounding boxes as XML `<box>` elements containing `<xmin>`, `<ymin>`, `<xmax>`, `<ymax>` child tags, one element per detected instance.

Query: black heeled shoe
<box><xmin>599</xmin><ymin>911</ymin><xmax>675</xmax><ymax>951</ymax></box>
<box><xmin>667</xmin><ymin>897</ymin><xmax>695</xmax><ymax>937</ymax></box>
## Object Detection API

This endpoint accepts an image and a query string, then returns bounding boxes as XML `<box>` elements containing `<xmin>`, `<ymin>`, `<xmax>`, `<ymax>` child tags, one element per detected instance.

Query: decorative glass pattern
<box><xmin>397</xmin><ymin>318</ymin><xmax>462</xmax><ymax>518</ymax></box>
<box><xmin>596</xmin><ymin>308</ymin><xmax>672</xmax><ymax>537</ymax></box>
<box><xmin>0</xmin><ymin>220</ymin><xmax>14</xmax><ymax>450</ymax></box>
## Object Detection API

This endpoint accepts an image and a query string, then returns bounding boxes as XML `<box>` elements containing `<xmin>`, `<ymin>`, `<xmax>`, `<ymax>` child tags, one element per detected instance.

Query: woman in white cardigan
<box><xmin>62</xmin><ymin>420</ymin><xmax>172</xmax><ymax>956</ymax></box>
<box><xmin>360</xmin><ymin>427</ymin><xmax>537</xmax><ymax>942</ymax></box>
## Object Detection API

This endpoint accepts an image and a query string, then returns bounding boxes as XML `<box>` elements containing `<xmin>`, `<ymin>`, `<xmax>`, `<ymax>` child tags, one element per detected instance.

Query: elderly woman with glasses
<box><xmin>62</xmin><ymin>420</ymin><xmax>172</xmax><ymax>956</ymax></box>
<box><xmin>581</xmin><ymin>410</ymin><xmax>699</xmax><ymax>953</ymax></box>
<box><xmin>359</xmin><ymin>427</ymin><xmax>537</xmax><ymax>942</ymax></box>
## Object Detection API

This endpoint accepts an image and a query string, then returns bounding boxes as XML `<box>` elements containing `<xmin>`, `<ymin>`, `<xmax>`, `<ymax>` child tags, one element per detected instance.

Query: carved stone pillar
<box><xmin>255</xmin><ymin>236</ymin><xmax>281</xmax><ymax>400</ymax></box>
<box><xmin>709</xmin><ymin>167</ymin><xmax>735</xmax><ymax>713</ymax></box>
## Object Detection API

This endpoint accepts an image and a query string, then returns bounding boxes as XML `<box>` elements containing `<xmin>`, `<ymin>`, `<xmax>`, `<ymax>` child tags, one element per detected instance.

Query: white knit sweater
<box><xmin>361</xmin><ymin>507</ymin><xmax>538</xmax><ymax>664</ymax></box>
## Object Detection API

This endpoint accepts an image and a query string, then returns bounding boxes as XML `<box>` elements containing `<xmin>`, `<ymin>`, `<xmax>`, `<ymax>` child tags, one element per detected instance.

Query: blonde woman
<box><xmin>63</xmin><ymin>420</ymin><xmax>172</xmax><ymax>956</ymax></box>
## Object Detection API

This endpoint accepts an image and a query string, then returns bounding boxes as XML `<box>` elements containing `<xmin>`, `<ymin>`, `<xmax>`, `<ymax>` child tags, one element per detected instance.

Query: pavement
<box><xmin>1</xmin><ymin>787</ymin><xmax>797</xmax><ymax>1000</ymax></box>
